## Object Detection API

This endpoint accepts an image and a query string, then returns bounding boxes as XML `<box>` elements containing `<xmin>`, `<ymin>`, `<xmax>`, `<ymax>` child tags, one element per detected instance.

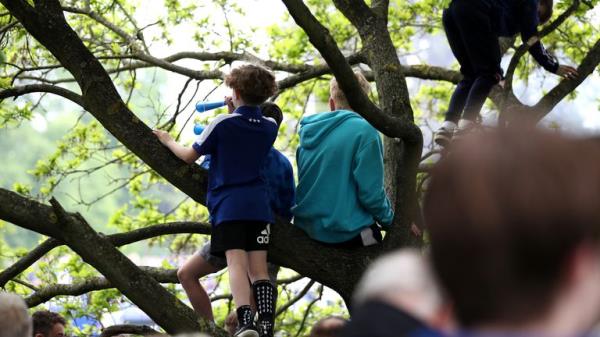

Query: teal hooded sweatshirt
<box><xmin>292</xmin><ymin>110</ymin><xmax>394</xmax><ymax>243</ymax></box>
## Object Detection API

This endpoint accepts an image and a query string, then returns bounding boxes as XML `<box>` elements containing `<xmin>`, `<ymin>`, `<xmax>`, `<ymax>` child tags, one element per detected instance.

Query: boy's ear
<box><xmin>329</xmin><ymin>97</ymin><xmax>336</xmax><ymax>111</ymax></box>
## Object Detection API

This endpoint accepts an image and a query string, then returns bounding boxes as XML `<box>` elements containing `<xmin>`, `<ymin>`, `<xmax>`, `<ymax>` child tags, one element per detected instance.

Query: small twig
<box><xmin>294</xmin><ymin>284</ymin><xmax>324</xmax><ymax>337</ymax></box>
<box><xmin>11</xmin><ymin>278</ymin><xmax>39</xmax><ymax>291</ymax></box>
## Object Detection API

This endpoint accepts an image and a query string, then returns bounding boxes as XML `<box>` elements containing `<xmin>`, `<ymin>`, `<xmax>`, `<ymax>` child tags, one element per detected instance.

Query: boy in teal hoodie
<box><xmin>292</xmin><ymin>72</ymin><xmax>394</xmax><ymax>248</ymax></box>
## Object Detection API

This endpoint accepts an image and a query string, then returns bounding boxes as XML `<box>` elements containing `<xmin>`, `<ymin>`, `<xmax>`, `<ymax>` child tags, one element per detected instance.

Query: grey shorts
<box><xmin>197</xmin><ymin>243</ymin><xmax>280</xmax><ymax>282</ymax></box>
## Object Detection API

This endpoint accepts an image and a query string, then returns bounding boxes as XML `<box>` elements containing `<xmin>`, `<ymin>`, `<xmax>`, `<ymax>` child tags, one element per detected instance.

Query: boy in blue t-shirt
<box><xmin>176</xmin><ymin>102</ymin><xmax>295</xmax><ymax>328</ymax></box>
<box><xmin>154</xmin><ymin>64</ymin><xmax>279</xmax><ymax>337</ymax></box>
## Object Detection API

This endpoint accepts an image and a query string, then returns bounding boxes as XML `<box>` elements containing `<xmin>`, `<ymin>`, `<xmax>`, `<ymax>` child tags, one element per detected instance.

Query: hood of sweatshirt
<box><xmin>299</xmin><ymin>110</ymin><xmax>362</xmax><ymax>149</ymax></box>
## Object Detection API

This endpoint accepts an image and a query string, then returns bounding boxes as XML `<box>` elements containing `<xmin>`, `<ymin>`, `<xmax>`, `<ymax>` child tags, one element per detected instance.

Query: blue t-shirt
<box><xmin>192</xmin><ymin>106</ymin><xmax>278</xmax><ymax>225</ymax></box>
<box><xmin>201</xmin><ymin>148</ymin><xmax>295</xmax><ymax>222</ymax></box>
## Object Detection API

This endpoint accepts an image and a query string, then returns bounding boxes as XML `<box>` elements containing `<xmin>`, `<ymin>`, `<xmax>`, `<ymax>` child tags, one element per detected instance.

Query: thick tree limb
<box><xmin>0</xmin><ymin>84</ymin><xmax>83</xmax><ymax>106</ymax></box>
<box><xmin>0</xmin><ymin>189</ymin><xmax>61</xmax><ymax>238</ymax></box>
<box><xmin>365</xmin><ymin>65</ymin><xmax>462</xmax><ymax>84</ymax></box>
<box><xmin>330</xmin><ymin>0</ymin><xmax>424</xmax><ymax>248</ymax></box>
<box><xmin>371</xmin><ymin>0</ymin><xmax>390</xmax><ymax>22</ymax></box>
<box><xmin>0</xmin><ymin>222</ymin><xmax>211</xmax><ymax>288</ymax></box>
<box><xmin>0</xmin><ymin>187</ymin><xmax>216</xmax><ymax>334</ymax></box>
<box><xmin>99</xmin><ymin>325</ymin><xmax>162</xmax><ymax>337</ymax></box>
<box><xmin>1</xmin><ymin>0</ymin><xmax>210</xmax><ymax>204</ymax></box>
<box><xmin>281</xmin><ymin>0</ymin><xmax>421</xmax><ymax>143</ymax></box>
<box><xmin>47</xmin><ymin>197</ymin><xmax>203</xmax><ymax>334</ymax></box>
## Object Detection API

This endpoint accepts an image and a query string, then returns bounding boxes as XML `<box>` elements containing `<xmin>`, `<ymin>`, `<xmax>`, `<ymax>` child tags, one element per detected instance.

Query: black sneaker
<box><xmin>234</xmin><ymin>324</ymin><xmax>259</xmax><ymax>337</ymax></box>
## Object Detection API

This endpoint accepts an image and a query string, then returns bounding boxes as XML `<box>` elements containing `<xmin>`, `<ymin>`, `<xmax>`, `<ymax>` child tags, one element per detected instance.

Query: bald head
<box><xmin>353</xmin><ymin>250</ymin><xmax>450</xmax><ymax>328</ymax></box>
<box><xmin>0</xmin><ymin>292</ymin><xmax>31</xmax><ymax>337</ymax></box>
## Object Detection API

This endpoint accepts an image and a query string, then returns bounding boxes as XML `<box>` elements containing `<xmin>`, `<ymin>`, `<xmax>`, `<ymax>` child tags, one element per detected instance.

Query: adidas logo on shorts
<box><xmin>257</xmin><ymin>224</ymin><xmax>271</xmax><ymax>244</ymax></box>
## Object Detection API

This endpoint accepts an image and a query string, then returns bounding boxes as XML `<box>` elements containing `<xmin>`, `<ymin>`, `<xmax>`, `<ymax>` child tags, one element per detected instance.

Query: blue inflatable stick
<box><xmin>195</xmin><ymin>100</ymin><xmax>226</xmax><ymax>113</ymax></box>
<box><xmin>193</xmin><ymin>124</ymin><xmax>205</xmax><ymax>135</ymax></box>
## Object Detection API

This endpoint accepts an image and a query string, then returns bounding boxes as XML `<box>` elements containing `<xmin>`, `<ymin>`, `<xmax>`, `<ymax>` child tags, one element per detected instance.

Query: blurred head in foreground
<box><xmin>310</xmin><ymin>316</ymin><xmax>348</xmax><ymax>337</ymax></box>
<box><xmin>353</xmin><ymin>249</ymin><xmax>453</xmax><ymax>331</ymax></box>
<box><xmin>0</xmin><ymin>292</ymin><xmax>31</xmax><ymax>337</ymax></box>
<box><xmin>425</xmin><ymin>128</ymin><xmax>600</xmax><ymax>335</ymax></box>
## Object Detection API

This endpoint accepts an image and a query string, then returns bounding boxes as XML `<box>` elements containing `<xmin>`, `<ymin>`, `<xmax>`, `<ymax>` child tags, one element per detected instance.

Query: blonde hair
<box><xmin>0</xmin><ymin>293</ymin><xmax>32</xmax><ymax>337</ymax></box>
<box><xmin>330</xmin><ymin>71</ymin><xmax>371</xmax><ymax>109</ymax></box>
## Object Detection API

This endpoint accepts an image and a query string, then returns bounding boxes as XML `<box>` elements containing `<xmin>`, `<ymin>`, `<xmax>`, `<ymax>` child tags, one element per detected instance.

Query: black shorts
<box><xmin>210</xmin><ymin>221</ymin><xmax>271</xmax><ymax>257</ymax></box>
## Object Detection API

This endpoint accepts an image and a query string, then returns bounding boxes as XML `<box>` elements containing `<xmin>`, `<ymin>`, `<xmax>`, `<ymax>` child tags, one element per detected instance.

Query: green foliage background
<box><xmin>1</xmin><ymin>0</ymin><xmax>598</xmax><ymax>335</ymax></box>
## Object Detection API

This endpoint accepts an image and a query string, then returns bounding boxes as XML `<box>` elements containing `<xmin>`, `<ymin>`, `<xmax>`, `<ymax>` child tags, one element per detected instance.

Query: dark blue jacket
<box><xmin>200</xmin><ymin>148</ymin><xmax>296</xmax><ymax>222</ymax></box>
<box><xmin>193</xmin><ymin>106</ymin><xmax>278</xmax><ymax>225</ymax></box>
<box><xmin>493</xmin><ymin>0</ymin><xmax>559</xmax><ymax>72</ymax></box>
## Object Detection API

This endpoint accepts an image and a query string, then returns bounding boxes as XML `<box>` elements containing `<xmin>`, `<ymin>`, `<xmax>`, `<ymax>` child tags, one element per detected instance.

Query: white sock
<box><xmin>458</xmin><ymin>119</ymin><xmax>474</xmax><ymax>129</ymax></box>
<box><xmin>441</xmin><ymin>121</ymin><xmax>457</xmax><ymax>130</ymax></box>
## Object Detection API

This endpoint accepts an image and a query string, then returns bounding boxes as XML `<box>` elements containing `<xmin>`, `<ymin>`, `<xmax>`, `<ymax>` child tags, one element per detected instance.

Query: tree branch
<box><xmin>24</xmin><ymin>268</ymin><xmax>305</xmax><ymax>308</ymax></box>
<box><xmin>61</xmin><ymin>5</ymin><xmax>139</xmax><ymax>48</ymax></box>
<box><xmin>277</xmin><ymin>53</ymin><xmax>367</xmax><ymax>91</ymax></box>
<box><xmin>46</xmin><ymin>196</ymin><xmax>203</xmax><ymax>333</ymax></box>
<box><xmin>504</xmin><ymin>0</ymin><xmax>581</xmax><ymax>89</ymax></box>
<box><xmin>534</xmin><ymin>37</ymin><xmax>600</xmax><ymax>119</ymax></box>
<box><xmin>275</xmin><ymin>280</ymin><xmax>315</xmax><ymax>317</ymax></box>
<box><xmin>132</xmin><ymin>52</ymin><xmax>223</xmax><ymax>81</ymax></box>
<box><xmin>371</xmin><ymin>0</ymin><xmax>390</xmax><ymax>22</ymax></box>
<box><xmin>280</xmin><ymin>0</ymin><xmax>420</xmax><ymax>142</ymax></box>
<box><xmin>0</xmin><ymin>238</ymin><xmax>60</xmax><ymax>289</ymax></box>
<box><xmin>25</xmin><ymin>266</ymin><xmax>178</xmax><ymax>307</ymax></box>
<box><xmin>0</xmin><ymin>217</ymin><xmax>211</xmax><ymax>289</ymax></box>
<box><xmin>1</xmin><ymin>0</ymin><xmax>210</xmax><ymax>204</ymax></box>
<box><xmin>99</xmin><ymin>324</ymin><xmax>162</xmax><ymax>337</ymax></box>
<box><xmin>0</xmin><ymin>20</ymin><xmax>18</xmax><ymax>34</ymax></box>
<box><xmin>0</xmin><ymin>84</ymin><xmax>83</xmax><ymax>106</ymax></box>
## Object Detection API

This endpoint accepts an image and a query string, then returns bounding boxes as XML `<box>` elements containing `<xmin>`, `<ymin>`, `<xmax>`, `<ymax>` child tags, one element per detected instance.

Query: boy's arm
<box><xmin>279</xmin><ymin>161</ymin><xmax>296</xmax><ymax>222</ymax></box>
<box><xmin>519</xmin><ymin>1</ymin><xmax>559</xmax><ymax>73</ymax></box>
<box><xmin>153</xmin><ymin>130</ymin><xmax>201</xmax><ymax>164</ymax></box>
<box><xmin>352</xmin><ymin>134</ymin><xmax>394</xmax><ymax>227</ymax></box>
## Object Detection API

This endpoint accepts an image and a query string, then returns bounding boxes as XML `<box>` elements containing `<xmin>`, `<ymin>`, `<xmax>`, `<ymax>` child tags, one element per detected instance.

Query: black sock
<box><xmin>252</xmin><ymin>280</ymin><xmax>276</xmax><ymax>337</ymax></box>
<box><xmin>236</xmin><ymin>305</ymin><xmax>254</xmax><ymax>327</ymax></box>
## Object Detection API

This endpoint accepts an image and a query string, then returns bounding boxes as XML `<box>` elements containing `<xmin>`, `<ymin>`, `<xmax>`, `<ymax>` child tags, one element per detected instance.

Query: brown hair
<box><xmin>309</xmin><ymin>316</ymin><xmax>347</xmax><ymax>337</ymax></box>
<box><xmin>330</xmin><ymin>71</ymin><xmax>371</xmax><ymax>109</ymax></box>
<box><xmin>424</xmin><ymin>128</ymin><xmax>600</xmax><ymax>327</ymax></box>
<box><xmin>260</xmin><ymin>101</ymin><xmax>283</xmax><ymax>126</ymax></box>
<box><xmin>538</xmin><ymin>0</ymin><xmax>553</xmax><ymax>24</ymax></box>
<box><xmin>224</xmin><ymin>64</ymin><xmax>277</xmax><ymax>105</ymax></box>
<box><xmin>32</xmin><ymin>311</ymin><xmax>66</xmax><ymax>336</ymax></box>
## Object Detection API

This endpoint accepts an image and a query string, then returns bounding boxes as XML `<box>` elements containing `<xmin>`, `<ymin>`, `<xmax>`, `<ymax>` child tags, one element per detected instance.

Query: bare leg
<box><xmin>248</xmin><ymin>250</ymin><xmax>269</xmax><ymax>283</ymax></box>
<box><xmin>248</xmin><ymin>250</ymin><xmax>269</xmax><ymax>311</ymax></box>
<box><xmin>226</xmin><ymin>249</ymin><xmax>252</xmax><ymax>307</ymax></box>
<box><xmin>177</xmin><ymin>253</ymin><xmax>221</xmax><ymax>321</ymax></box>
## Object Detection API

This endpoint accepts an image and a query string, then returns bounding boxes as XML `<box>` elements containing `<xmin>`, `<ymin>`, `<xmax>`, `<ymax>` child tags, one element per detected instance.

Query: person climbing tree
<box><xmin>434</xmin><ymin>0</ymin><xmax>579</xmax><ymax>146</ymax></box>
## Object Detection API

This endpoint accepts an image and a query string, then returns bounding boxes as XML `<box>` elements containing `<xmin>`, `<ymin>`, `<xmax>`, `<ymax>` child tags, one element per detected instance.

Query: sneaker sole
<box><xmin>236</xmin><ymin>331</ymin><xmax>259</xmax><ymax>337</ymax></box>
<box><xmin>434</xmin><ymin>134</ymin><xmax>451</xmax><ymax>147</ymax></box>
